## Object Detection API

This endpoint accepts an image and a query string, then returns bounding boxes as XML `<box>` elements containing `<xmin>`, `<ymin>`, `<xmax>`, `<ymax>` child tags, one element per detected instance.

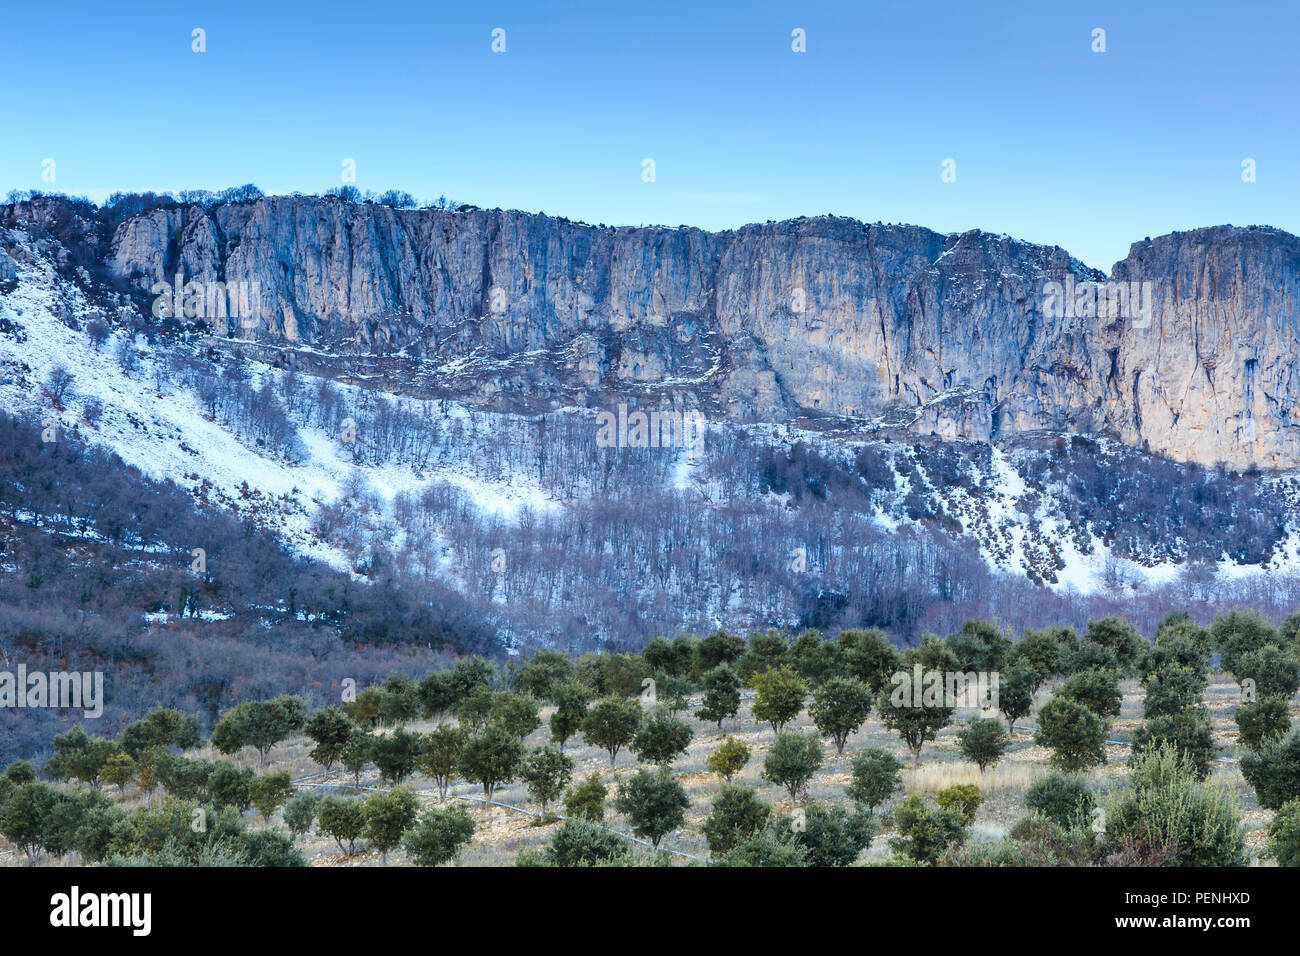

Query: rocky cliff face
<box><xmin>27</xmin><ymin>195</ymin><xmax>1300</xmax><ymax>469</ymax></box>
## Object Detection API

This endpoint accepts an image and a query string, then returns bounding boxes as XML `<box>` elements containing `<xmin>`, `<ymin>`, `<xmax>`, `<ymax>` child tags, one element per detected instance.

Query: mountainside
<box><xmin>75</xmin><ymin>195</ymin><xmax>1300</xmax><ymax>470</ymax></box>
<box><xmin>5</xmin><ymin>192</ymin><xmax>1300</xmax><ymax>661</ymax></box>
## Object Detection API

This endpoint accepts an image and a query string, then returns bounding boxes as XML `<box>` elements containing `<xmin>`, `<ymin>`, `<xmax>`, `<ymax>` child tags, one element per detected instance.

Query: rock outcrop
<box><xmin>19</xmin><ymin>195</ymin><xmax>1300</xmax><ymax>469</ymax></box>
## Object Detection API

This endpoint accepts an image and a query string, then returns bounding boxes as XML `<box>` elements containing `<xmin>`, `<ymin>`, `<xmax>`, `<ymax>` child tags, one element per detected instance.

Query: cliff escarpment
<box><xmin>8</xmin><ymin>195</ymin><xmax>1300</xmax><ymax>468</ymax></box>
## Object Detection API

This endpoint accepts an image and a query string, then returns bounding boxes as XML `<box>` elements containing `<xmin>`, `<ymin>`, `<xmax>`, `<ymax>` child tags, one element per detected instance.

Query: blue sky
<box><xmin>3</xmin><ymin>0</ymin><xmax>1295</xmax><ymax>270</ymax></box>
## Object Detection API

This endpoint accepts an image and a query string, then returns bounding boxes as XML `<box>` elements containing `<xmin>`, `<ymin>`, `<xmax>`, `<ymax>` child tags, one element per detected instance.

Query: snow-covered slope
<box><xmin>5</xmin><ymin>218</ymin><xmax>1300</xmax><ymax>643</ymax></box>
<box><xmin>0</xmin><ymin>236</ymin><xmax>554</xmax><ymax>578</ymax></box>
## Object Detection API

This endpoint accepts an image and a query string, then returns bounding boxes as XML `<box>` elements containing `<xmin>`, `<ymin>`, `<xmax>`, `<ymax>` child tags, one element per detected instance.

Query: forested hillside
<box><xmin>0</xmin><ymin>411</ymin><xmax>489</xmax><ymax>764</ymax></box>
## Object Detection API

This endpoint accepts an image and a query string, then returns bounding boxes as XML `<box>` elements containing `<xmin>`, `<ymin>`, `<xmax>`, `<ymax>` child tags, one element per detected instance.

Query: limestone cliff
<box><xmin>17</xmin><ymin>195</ymin><xmax>1300</xmax><ymax>469</ymax></box>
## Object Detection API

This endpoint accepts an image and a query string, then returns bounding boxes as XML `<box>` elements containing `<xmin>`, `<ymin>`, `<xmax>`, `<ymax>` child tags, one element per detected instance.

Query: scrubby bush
<box><xmin>1235</xmin><ymin>697</ymin><xmax>1291</xmax><ymax>752</ymax></box>
<box><xmin>562</xmin><ymin>772</ymin><xmax>607</xmax><ymax>823</ymax></box>
<box><xmin>935</xmin><ymin>784</ymin><xmax>982</xmax><ymax>826</ymax></box>
<box><xmin>702</xmin><ymin>784</ymin><xmax>771</xmax><ymax>855</ymax></box>
<box><xmin>957</xmin><ymin>815</ymin><xmax>1093</xmax><ymax>867</ymax></box>
<box><xmin>1025</xmin><ymin>773</ymin><xmax>1094</xmax><ymax>829</ymax></box>
<box><xmin>405</xmin><ymin>806</ymin><xmax>475</xmax><ymax>866</ymax></box>
<box><xmin>706</xmin><ymin>737</ymin><xmax>751</xmax><ymax>781</ymax></box>
<box><xmin>889</xmin><ymin>794</ymin><xmax>967</xmax><ymax>864</ymax></box>
<box><xmin>720</xmin><ymin>825</ymin><xmax>810</xmax><ymax>867</ymax></box>
<box><xmin>545</xmin><ymin>818</ymin><xmax>631</xmax><ymax>867</ymax></box>
<box><xmin>790</xmin><ymin>803</ymin><xmax>877</xmax><ymax>866</ymax></box>
<box><xmin>1266</xmin><ymin>798</ymin><xmax>1300</xmax><ymax>867</ymax></box>
<box><xmin>1130</xmin><ymin>710</ymin><xmax>1215</xmax><ymax>781</ymax></box>
<box><xmin>1241</xmin><ymin>729</ymin><xmax>1300</xmax><ymax>810</ymax></box>
<box><xmin>241</xmin><ymin>829</ymin><xmax>307</xmax><ymax>867</ymax></box>
<box><xmin>1104</xmin><ymin>743</ymin><xmax>1245</xmax><ymax>867</ymax></box>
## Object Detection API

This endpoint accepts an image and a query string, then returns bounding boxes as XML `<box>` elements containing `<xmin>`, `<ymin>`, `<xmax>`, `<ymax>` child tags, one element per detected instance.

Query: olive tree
<box><xmin>846</xmin><ymin>748</ymin><xmax>902</xmax><ymax>811</ymax></box>
<box><xmin>520</xmin><ymin>746</ymin><xmax>574</xmax><ymax>819</ymax></box>
<box><xmin>418</xmin><ymin>724</ymin><xmax>464</xmax><ymax>798</ymax></box>
<box><xmin>1034</xmin><ymin>695</ymin><xmax>1108</xmax><ymax>772</ymax></box>
<box><xmin>613</xmin><ymin>767</ymin><xmax>690</xmax><ymax>850</ymax></box>
<box><xmin>631</xmin><ymin>711</ymin><xmax>693</xmax><ymax>766</ymax></box>
<box><xmin>810</xmin><ymin>676</ymin><xmax>873</xmax><ymax>755</ymax></box>
<box><xmin>956</xmin><ymin>717</ymin><xmax>1009</xmax><ymax>772</ymax></box>
<box><xmin>581</xmin><ymin>696</ymin><xmax>642</xmax><ymax>767</ymax></box>
<box><xmin>404</xmin><ymin>806</ymin><xmax>476</xmax><ymax>866</ymax></box>
<box><xmin>459</xmin><ymin>724</ymin><xmax>524</xmax><ymax>808</ymax></box>
<box><xmin>761</xmin><ymin>732</ymin><xmax>824</xmax><ymax>807</ymax></box>
<box><xmin>696</xmin><ymin>665</ymin><xmax>742</xmax><ymax>730</ymax></box>
<box><xmin>362</xmin><ymin>786</ymin><xmax>419</xmax><ymax>865</ymax></box>
<box><xmin>751</xmin><ymin>665</ymin><xmax>807</xmax><ymax>735</ymax></box>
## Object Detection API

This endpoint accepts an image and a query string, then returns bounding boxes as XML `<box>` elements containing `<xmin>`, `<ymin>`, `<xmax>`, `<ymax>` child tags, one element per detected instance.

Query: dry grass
<box><xmin>904</xmin><ymin>757</ymin><xmax>1046</xmax><ymax>794</ymax></box>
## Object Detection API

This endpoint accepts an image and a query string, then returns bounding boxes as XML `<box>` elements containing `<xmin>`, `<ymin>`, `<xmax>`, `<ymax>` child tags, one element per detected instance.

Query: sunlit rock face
<box><xmin>102</xmin><ymin>197</ymin><xmax>1300</xmax><ymax>469</ymax></box>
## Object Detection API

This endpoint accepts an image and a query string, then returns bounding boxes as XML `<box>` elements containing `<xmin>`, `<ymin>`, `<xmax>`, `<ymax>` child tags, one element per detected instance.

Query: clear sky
<box><xmin>3</xmin><ymin>0</ymin><xmax>1296</xmax><ymax>271</ymax></box>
